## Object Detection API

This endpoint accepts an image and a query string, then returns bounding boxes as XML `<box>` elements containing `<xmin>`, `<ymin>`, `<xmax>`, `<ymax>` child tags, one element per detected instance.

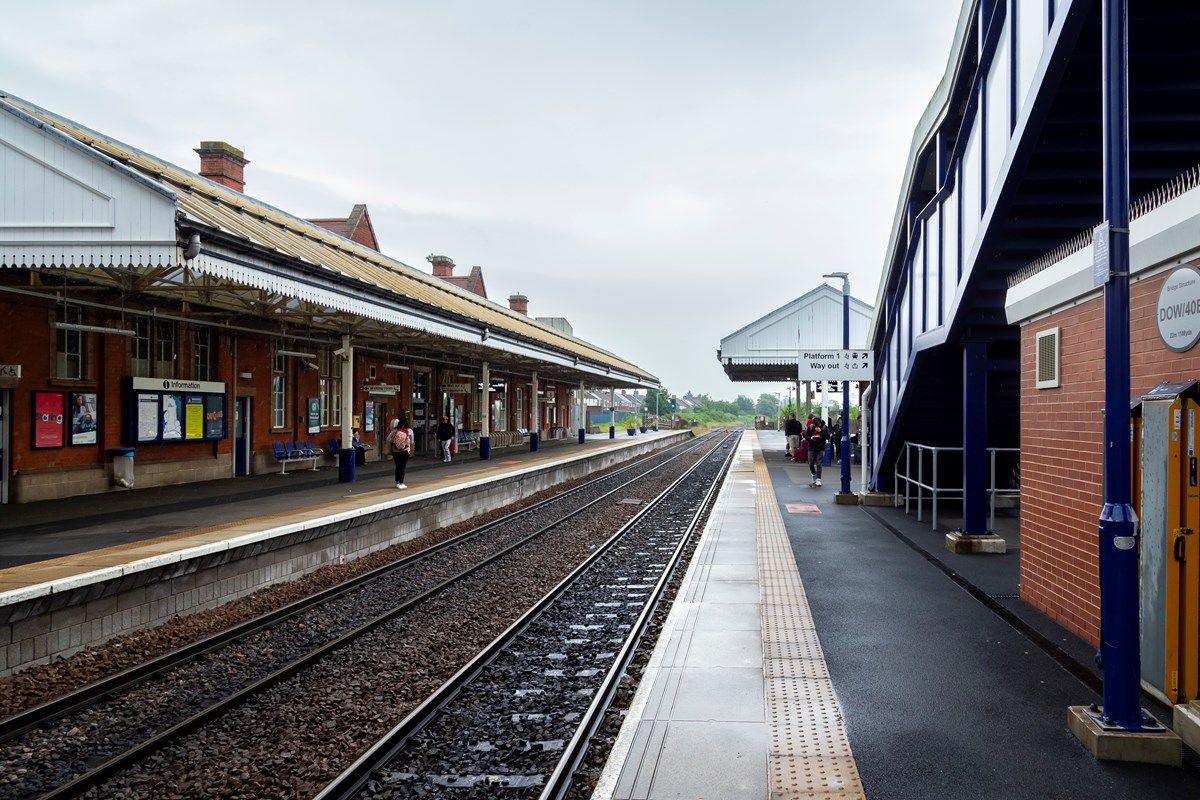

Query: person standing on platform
<box><xmin>387</xmin><ymin>419</ymin><xmax>411</xmax><ymax>489</ymax></box>
<box><xmin>784</xmin><ymin>413</ymin><xmax>803</xmax><ymax>459</ymax></box>
<box><xmin>805</xmin><ymin>417</ymin><xmax>827</xmax><ymax>487</ymax></box>
<box><xmin>436</xmin><ymin>415</ymin><xmax>456</xmax><ymax>463</ymax></box>
<box><xmin>830</xmin><ymin>414</ymin><xmax>843</xmax><ymax>464</ymax></box>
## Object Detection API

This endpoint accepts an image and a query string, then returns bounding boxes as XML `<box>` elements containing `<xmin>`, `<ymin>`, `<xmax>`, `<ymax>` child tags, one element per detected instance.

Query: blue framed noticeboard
<box><xmin>125</xmin><ymin>378</ymin><xmax>228</xmax><ymax>444</ymax></box>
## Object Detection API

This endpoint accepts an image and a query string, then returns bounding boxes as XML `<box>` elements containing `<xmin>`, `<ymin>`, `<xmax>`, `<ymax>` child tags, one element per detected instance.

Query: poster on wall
<box><xmin>162</xmin><ymin>394</ymin><xmax>184</xmax><ymax>441</ymax></box>
<box><xmin>69</xmin><ymin>391</ymin><xmax>98</xmax><ymax>446</ymax></box>
<box><xmin>204</xmin><ymin>395</ymin><xmax>226</xmax><ymax>439</ymax></box>
<box><xmin>307</xmin><ymin>397</ymin><xmax>321</xmax><ymax>435</ymax></box>
<box><xmin>184</xmin><ymin>395</ymin><xmax>205</xmax><ymax>439</ymax></box>
<box><xmin>364</xmin><ymin>401</ymin><xmax>375</xmax><ymax>432</ymax></box>
<box><xmin>137</xmin><ymin>394</ymin><xmax>161</xmax><ymax>442</ymax></box>
<box><xmin>33</xmin><ymin>391</ymin><xmax>65</xmax><ymax>449</ymax></box>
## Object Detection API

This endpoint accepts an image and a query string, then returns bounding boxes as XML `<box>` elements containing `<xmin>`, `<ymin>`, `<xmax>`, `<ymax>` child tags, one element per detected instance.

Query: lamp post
<box><xmin>823</xmin><ymin>271</ymin><xmax>852</xmax><ymax>495</ymax></box>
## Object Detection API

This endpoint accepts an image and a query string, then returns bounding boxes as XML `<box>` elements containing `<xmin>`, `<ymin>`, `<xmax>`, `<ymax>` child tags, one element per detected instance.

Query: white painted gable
<box><xmin>722</xmin><ymin>285</ymin><xmax>873</xmax><ymax>359</ymax></box>
<box><xmin>0</xmin><ymin>102</ymin><xmax>177</xmax><ymax>268</ymax></box>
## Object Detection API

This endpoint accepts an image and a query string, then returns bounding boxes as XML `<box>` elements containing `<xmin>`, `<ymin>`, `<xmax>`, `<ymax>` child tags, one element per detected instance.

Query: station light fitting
<box><xmin>52</xmin><ymin>321</ymin><xmax>136</xmax><ymax>337</ymax></box>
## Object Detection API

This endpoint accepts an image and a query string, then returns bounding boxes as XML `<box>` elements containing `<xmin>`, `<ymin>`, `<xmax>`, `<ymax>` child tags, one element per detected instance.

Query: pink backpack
<box><xmin>390</xmin><ymin>428</ymin><xmax>410</xmax><ymax>452</ymax></box>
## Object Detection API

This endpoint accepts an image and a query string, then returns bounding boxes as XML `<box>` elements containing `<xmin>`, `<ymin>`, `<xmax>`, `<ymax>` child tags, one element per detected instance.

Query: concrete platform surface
<box><xmin>595</xmin><ymin>431</ymin><xmax>1199</xmax><ymax>800</ymax></box>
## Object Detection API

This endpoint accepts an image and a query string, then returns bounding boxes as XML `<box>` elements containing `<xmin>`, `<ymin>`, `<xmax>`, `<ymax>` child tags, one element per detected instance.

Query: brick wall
<box><xmin>1021</xmin><ymin>264</ymin><xmax>1200</xmax><ymax>644</ymax></box>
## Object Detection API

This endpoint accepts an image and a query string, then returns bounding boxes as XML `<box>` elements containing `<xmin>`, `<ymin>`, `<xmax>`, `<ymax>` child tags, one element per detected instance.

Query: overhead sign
<box><xmin>1156</xmin><ymin>264</ymin><xmax>1200</xmax><ymax>352</ymax></box>
<box><xmin>797</xmin><ymin>349</ymin><xmax>873</xmax><ymax>381</ymax></box>
<box><xmin>363</xmin><ymin>384</ymin><xmax>402</xmax><ymax>395</ymax></box>
<box><xmin>132</xmin><ymin>377</ymin><xmax>226</xmax><ymax>394</ymax></box>
<box><xmin>442</xmin><ymin>383</ymin><xmax>473</xmax><ymax>393</ymax></box>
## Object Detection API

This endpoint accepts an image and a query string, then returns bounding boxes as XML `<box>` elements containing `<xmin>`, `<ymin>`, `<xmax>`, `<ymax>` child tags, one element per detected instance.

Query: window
<box><xmin>272</xmin><ymin>347</ymin><xmax>290</xmax><ymax>428</ymax></box>
<box><xmin>132</xmin><ymin>318</ymin><xmax>151</xmax><ymax>377</ymax></box>
<box><xmin>156</xmin><ymin>321</ymin><xmax>176</xmax><ymax>378</ymax></box>
<box><xmin>194</xmin><ymin>327</ymin><xmax>213</xmax><ymax>381</ymax></box>
<box><xmin>319</xmin><ymin>348</ymin><xmax>342</xmax><ymax>428</ymax></box>
<box><xmin>132</xmin><ymin>318</ymin><xmax>177</xmax><ymax>378</ymax></box>
<box><xmin>56</xmin><ymin>304</ymin><xmax>86</xmax><ymax>380</ymax></box>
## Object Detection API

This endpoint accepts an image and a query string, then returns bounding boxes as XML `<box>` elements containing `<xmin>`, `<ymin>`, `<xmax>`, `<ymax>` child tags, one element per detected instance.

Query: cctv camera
<box><xmin>333</xmin><ymin>347</ymin><xmax>347</xmax><ymax>357</ymax></box>
<box><xmin>304</xmin><ymin>361</ymin><xmax>319</xmax><ymax>371</ymax></box>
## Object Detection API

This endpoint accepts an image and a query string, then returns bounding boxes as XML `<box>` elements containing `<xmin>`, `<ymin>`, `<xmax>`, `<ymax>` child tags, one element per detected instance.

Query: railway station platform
<box><xmin>1</xmin><ymin>429</ymin><xmax>1198</xmax><ymax>798</ymax></box>
<box><xmin>0</xmin><ymin>429</ymin><xmax>692</xmax><ymax>675</ymax></box>
<box><xmin>594</xmin><ymin>431</ymin><xmax>1199</xmax><ymax>800</ymax></box>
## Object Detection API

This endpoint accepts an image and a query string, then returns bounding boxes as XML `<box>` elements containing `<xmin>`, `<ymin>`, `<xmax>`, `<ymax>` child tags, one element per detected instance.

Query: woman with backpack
<box><xmin>387</xmin><ymin>418</ymin><xmax>412</xmax><ymax>489</ymax></box>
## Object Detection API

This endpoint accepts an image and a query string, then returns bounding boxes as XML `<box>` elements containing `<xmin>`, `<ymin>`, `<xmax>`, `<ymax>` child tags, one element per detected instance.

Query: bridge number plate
<box><xmin>1156</xmin><ymin>264</ymin><xmax>1200</xmax><ymax>353</ymax></box>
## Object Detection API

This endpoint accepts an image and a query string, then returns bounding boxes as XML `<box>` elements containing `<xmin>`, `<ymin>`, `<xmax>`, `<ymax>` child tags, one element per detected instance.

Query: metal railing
<box><xmin>893</xmin><ymin>442</ymin><xmax>1021</xmax><ymax>530</ymax></box>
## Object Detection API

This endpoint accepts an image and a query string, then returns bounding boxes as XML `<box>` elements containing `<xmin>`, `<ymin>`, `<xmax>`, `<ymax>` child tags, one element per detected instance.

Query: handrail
<box><xmin>893</xmin><ymin>442</ymin><xmax>1020</xmax><ymax>531</ymax></box>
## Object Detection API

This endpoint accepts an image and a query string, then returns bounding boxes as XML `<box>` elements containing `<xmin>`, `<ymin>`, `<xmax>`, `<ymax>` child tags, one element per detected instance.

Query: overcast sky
<box><xmin>3</xmin><ymin>0</ymin><xmax>964</xmax><ymax>403</ymax></box>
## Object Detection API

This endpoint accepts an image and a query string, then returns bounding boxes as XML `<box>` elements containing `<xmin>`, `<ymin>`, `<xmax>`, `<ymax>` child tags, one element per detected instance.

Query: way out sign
<box><xmin>797</xmin><ymin>349</ymin><xmax>873</xmax><ymax>381</ymax></box>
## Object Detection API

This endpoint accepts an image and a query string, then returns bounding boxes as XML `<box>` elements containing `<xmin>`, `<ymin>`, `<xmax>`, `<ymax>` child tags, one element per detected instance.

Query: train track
<box><xmin>0</xmin><ymin>432</ymin><xmax>729</xmax><ymax>800</ymax></box>
<box><xmin>315</xmin><ymin>431</ymin><xmax>739</xmax><ymax>799</ymax></box>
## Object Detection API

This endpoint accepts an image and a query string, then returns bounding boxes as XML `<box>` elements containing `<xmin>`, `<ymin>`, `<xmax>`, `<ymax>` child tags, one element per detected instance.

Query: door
<box><xmin>412</xmin><ymin>370</ymin><xmax>430</xmax><ymax>456</ymax></box>
<box><xmin>373</xmin><ymin>403</ymin><xmax>387</xmax><ymax>461</ymax></box>
<box><xmin>234</xmin><ymin>396</ymin><xmax>250</xmax><ymax>476</ymax></box>
<box><xmin>0</xmin><ymin>390</ymin><xmax>8</xmax><ymax>503</ymax></box>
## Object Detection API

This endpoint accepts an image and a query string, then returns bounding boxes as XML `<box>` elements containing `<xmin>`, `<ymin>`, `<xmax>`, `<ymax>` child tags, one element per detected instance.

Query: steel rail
<box><xmin>312</xmin><ymin>431</ymin><xmax>737</xmax><ymax>800</ymax></box>
<box><xmin>539</xmin><ymin>432</ymin><xmax>739</xmax><ymax>799</ymax></box>
<box><xmin>0</xmin><ymin>433</ymin><xmax>708</xmax><ymax>745</ymax></box>
<box><xmin>25</xmin><ymin>432</ymin><xmax>718</xmax><ymax>800</ymax></box>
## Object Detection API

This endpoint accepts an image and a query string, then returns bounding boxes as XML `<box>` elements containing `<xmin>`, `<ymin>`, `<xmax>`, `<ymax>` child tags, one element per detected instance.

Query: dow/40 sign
<box><xmin>1156</xmin><ymin>264</ymin><xmax>1200</xmax><ymax>353</ymax></box>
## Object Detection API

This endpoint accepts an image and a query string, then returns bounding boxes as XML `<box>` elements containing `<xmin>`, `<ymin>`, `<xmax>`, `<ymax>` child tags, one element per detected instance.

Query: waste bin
<box><xmin>108</xmin><ymin>447</ymin><xmax>135</xmax><ymax>488</ymax></box>
<box><xmin>823</xmin><ymin>440</ymin><xmax>833</xmax><ymax>466</ymax></box>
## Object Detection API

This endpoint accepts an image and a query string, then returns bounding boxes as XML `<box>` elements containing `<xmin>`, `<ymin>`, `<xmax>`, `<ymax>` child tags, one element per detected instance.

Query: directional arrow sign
<box><xmin>796</xmin><ymin>349</ymin><xmax>873</xmax><ymax>381</ymax></box>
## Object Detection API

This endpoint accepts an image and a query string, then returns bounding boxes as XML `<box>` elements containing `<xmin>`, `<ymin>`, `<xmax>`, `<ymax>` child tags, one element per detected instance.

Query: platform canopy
<box><xmin>717</xmin><ymin>284</ymin><xmax>873</xmax><ymax>383</ymax></box>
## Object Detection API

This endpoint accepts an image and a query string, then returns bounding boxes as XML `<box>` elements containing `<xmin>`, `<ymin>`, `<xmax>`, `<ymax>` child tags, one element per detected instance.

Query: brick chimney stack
<box><xmin>427</xmin><ymin>254</ymin><xmax>455</xmax><ymax>278</ymax></box>
<box><xmin>195</xmin><ymin>141</ymin><xmax>249</xmax><ymax>193</ymax></box>
<box><xmin>508</xmin><ymin>293</ymin><xmax>529</xmax><ymax>315</ymax></box>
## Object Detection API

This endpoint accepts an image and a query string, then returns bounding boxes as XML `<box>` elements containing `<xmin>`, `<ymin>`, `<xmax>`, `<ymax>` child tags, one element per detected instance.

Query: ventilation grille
<box><xmin>1035</xmin><ymin>328</ymin><xmax>1060</xmax><ymax>389</ymax></box>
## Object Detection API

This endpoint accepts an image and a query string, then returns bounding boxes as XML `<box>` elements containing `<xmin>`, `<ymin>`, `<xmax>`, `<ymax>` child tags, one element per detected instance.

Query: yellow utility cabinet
<box><xmin>1140</xmin><ymin>381</ymin><xmax>1200</xmax><ymax>705</ymax></box>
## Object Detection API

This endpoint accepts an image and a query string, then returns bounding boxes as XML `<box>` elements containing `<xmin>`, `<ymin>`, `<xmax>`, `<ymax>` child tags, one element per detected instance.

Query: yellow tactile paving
<box><xmin>753</xmin><ymin>433</ymin><xmax>866</xmax><ymax>800</ymax></box>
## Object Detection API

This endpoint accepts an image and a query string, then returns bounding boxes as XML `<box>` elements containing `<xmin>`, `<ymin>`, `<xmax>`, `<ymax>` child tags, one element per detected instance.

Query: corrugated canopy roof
<box><xmin>1</xmin><ymin>92</ymin><xmax>657</xmax><ymax>386</ymax></box>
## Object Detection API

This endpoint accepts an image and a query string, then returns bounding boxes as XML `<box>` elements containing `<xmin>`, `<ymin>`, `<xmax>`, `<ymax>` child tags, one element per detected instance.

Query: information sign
<box><xmin>1092</xmin><ymin>221</ymin><xmax>1111</xmax><ymax>288</ymax></box>
<box><xmin>796</xmin><ymin>350</ymin><xmax>874</xmax><ymax>381</ymax></box>
<box><xmin>308</xmin><ymin>397</ymin><xmax>321</xmax><ymax>435</ymax></box>
<box><xmin>137</xmin><ymin>394</ymin><xmax>160</xmax><ymax>442</ymax></box>
<box><xmin>184</xmin><ymin>395</ymin><xmax>204</xmax><ymax>439</ymax></box>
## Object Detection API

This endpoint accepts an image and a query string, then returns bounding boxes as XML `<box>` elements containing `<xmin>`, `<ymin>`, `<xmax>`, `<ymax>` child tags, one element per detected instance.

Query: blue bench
<box><xmin>272</xmin><ymin>441</ymin><xmax>319</xmax><ymax>474</ymax></box>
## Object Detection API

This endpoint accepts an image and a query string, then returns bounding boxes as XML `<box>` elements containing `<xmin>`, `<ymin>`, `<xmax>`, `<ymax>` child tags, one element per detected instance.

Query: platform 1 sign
<box><xmin>797</xmin><ymin>349</ymin><xmax>873</xmax><ymax>381</ymax></box>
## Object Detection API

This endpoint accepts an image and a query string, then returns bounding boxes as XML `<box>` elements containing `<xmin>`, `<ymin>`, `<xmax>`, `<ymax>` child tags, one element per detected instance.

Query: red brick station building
<box><xmin>0</xmin><ymin>92</ymin><xmax>658</xmax><ymax>504</ymax></box>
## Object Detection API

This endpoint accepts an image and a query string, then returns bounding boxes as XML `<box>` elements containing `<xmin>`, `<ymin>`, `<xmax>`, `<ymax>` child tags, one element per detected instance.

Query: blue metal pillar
<box><xmin>1095</xmin><ymin>0</ymin><xmax>1142</xmax><ymax>730</ymax></box>
<box><xmin>959</xmin><ymin>340</ymin><xmax>989</xmax><ymax>536</ymax></box>
<box><xmin>578</xmin><ymin>380</ymin><xmax>586</xmax><ymax>443</ymax></box>
<box><xmin>840</xmin><ymin>282</ymin><xmax>852</xmax><ymax>494</ymax></box>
